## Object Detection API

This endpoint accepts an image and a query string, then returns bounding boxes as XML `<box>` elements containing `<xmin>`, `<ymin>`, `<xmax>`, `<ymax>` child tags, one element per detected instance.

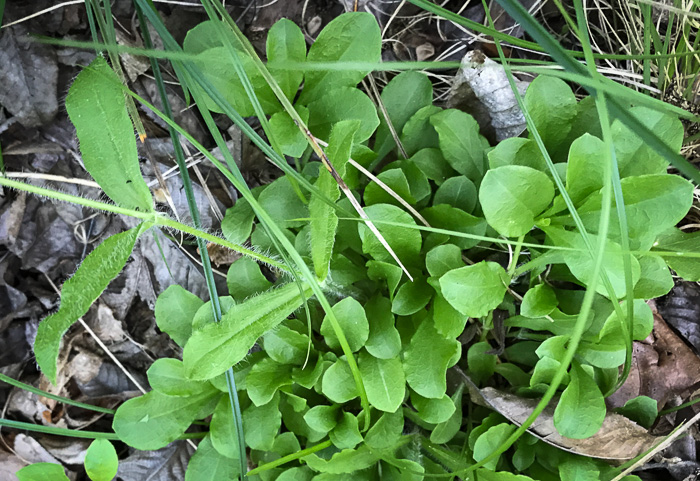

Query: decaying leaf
<box><xmin>607</xmin><ymin>304</ymin><xmax>700</xmax><ymax>411</ymax></box>
<box><xmin>0</xmin><ymin>25</ymin><xmax>58</xmax><ymax>127</ymax></box>
<box><xmin>117</xmin><ymin>441</ymin><xmax>192</xmax><ymax>481</ymax></box>
<box><xmin>447</xmin><ymin>50</ymin><xmax>529</xmax><ymax>143</ymax></box>
<box><xmin>458</xmin><ymin>370</ymin><xmax>661</xmax><ymax>461</ymax></box>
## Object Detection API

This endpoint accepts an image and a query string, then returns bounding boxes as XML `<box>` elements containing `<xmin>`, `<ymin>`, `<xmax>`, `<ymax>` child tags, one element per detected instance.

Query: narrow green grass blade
<box><xmin>134</xmin><ymin>3</ymin><xmax>247</xmax><ymax>477</ymax></box>
<box><xmin>0</xmin><ymin>373</ymin><xmax>115</xmax><ymax>414</ymax></box>
<box><xmin>574</xmin><ymin>0</ymin><xmax>634</xmax><ymax>392</ymax></box>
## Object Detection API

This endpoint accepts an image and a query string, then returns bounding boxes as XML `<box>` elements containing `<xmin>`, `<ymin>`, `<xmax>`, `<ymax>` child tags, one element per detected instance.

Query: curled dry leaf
<box><xmin>459</xmin><ymin>370</ymin><xmax>661</xmax><ymax>461</ymax></box>
<box><xmin>447</xmin><ymin>50</ymin><xmax>529</xmax><ymax>143</ymax></box>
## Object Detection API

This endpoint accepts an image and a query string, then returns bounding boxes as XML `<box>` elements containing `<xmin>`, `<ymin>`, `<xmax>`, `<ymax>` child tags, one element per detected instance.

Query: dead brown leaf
<box><xmin>608</xmin><ymin>304</ymin><xmax>700</xmax><ymax>412</ymax></box>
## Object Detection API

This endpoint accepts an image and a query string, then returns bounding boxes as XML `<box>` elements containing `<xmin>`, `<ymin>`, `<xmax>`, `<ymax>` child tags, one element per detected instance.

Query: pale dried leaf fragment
<box><xmin>479</xmin><ymin>387</ymin><xmax>660</xmax><ymax>461</ymax></box>
<box><xmin>448</xmin><ymin>50</ymin><xmax>529</xmax><ymax>142</ymax></box>
<box><xmin>458</xmin><ymin>369</ymin><xmax>661</xmax><ymax>461</ymax></box>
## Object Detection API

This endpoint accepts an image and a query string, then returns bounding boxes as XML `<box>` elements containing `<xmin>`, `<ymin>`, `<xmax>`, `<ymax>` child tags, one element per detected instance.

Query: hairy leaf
<box><xmin>183</xmin><ymin>283</ymin><xmax>311</xmax><ymax>380</ymax></box>
<box><xmin>66</xmin><ymin>57</ymin><xmax>153</xmax><ymax>211</ymax></box>
<box><xmin>35</xmin><ymin>224</ymin><xmax>144</xmax><ymax>383</ymax></box>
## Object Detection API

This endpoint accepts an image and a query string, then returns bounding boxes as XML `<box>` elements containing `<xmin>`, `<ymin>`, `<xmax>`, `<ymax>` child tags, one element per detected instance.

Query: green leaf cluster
<box><xmin>25</xmin><ymin>10</ymin><xmax>698</xmax><ymax>481</ymax></box>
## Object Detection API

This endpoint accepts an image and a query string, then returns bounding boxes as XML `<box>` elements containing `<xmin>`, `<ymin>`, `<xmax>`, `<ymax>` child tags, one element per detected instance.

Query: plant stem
<box><xmin>0</xmin><ymin>373</ymin><xmax>115</xmax><ymax>414</ymax></box>
<box><xmin>247</xmin><ymin>440</ymin><xmax>332</xmax><ymax>475</ymax></box>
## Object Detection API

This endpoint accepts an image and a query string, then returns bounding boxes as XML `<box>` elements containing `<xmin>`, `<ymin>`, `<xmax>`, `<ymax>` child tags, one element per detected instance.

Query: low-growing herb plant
<box><xmin>17</xmin><ymin>439</ymin><xmax>118</xmax><ymax>481</ymax></box>
<box><xmin>5</xmin><ymin>7</ymin><xmax>700</xmax><ymax>481</ymax></box>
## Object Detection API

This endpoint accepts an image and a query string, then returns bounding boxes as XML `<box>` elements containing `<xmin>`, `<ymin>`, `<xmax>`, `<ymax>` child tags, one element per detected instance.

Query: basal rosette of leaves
<box><xmin>24</xmin><ymin>10</ymin><xmax>700</xmax><ymax>481</ymax></box>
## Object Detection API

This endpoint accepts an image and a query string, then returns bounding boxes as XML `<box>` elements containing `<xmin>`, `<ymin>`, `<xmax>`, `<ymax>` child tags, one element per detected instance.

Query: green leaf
<box><xmin>616</xmin><ymin>395</ymin><xmax>658</xmax><ymax>429</ymax></box>
<box><xmin>303</xmin><ymin>446</ymin><xmax>381</xmax><ymax>474</ymax></box>
<box><xmin>359</xmin><ymin>349</ymin><xmax>405</xmax><ymax>413</ymax></box>
<box><xmin>431</xmin><ymin>289</ymin><xmax>469</xmax><ymax>340</ymax></box>
<box><xmin>300</xmin><ymin>12</ymin><xmax>381</xmax><ymax>103</ymax></box>
<box><xmin>475</xmin><ymin>469</ymin><xmax>536</xmax><ymax>481</ymax></box>
<box><xmin>185</xmin><ymin>435</ymin><xmax>240</xmax><ymax>481</ymax></box>
<box><xmin>363</xmin><ymin>169</ymin><xmax>414</xmax><ymax>207</ymax></box>
<box><xmin>634</xmin><ymin>255</ymin><xmax>674</xmax><ymax>299</ymax></box>
<box><xmin>410</xmin><ymin>148</ymin><xmax>456</xmax><ymax>184</ymax></box>
<box><xmin>322</xmin><ymin>357</ymin><xmax>359</xmax><ymax>403</ymax></box>
<box><xmin>147</xmin><ymin>358</ymin><xmax>209</xmax><ymax>396</ymax></box>
<box><xmin>226</xmin><ymin>257</ymin><xmax>272</xmax><ymax>302</ymax></box>
<box><xmin>263</xmin><ymin>324</ymin><xmax>310</xmax><ymax>365</ymax></box>
<box><xmin>558</xmin><ymin>458</ymin><xmax>600</xmax><ymax>481</ymax></box>
<box><xmin>320</xmin><ymin>296</ymin><xmax>369</xmax><ymax>353</ymax></box>
<box><xmin>183</xmin><ymin>282</ymin><xmax>311</xmax><ymax>380</ymax></box>
<box><xmin>155</xmin><ymin>284</ymin><xmax>203</xmax><ymax>347</ymax></box>
<box><xmin>267</xmin><ymin>18</ymin><xmax>306</xmax><ymax>101</ymax></box>
<box><xmin>257</xmin><ymin>176</ymin><xmax>309</xmax><ymax>229</ymax></box>
<box><xmin>411</xmin><ymin>391</ymin><xmax>455</xmax><ymax>424</ymax></box>
<box><xmin>479</xmin><ymin>165</ymin><xmax>555</xmax><ymax>237</ymax></box>
<box><xmin>269</xmin><ymin>105</ymin><xmax>310</xmax><ymax>158</ymax></box>
<box><xmin>421</xmin><ymin>204</ymin><xmax>487</xmax><ymax>250</ymax></box>
<box><xmin>303</xmin><ymin>405</ymin><xmax>340</xmax><ymax>435</ymax></box>
<box><xmin>192</xmin><ymin>296</ymin><xmax>236</xmax><ymax>332</ymax></box>
<box><xmin>426</xmin><ymin>244</ymin><xmax>464</xmax><ymax>278</ymax></box>
<box><xmin>430</xmin><ymin>109</ymin><xmax>486</xmax><ymax>182</ymax></box>
<box><xmin>35</xmin><ymin>224</ymin><xmax>143</xmax><ymax>383</ymax></box>
<box><xmin>401</xmin><ymin>106</ymin><xmax>442</xmax><ymax>156</ymax></box>
<box><xmin>365</xmin><ymin>409</ymin><xmax>403</xmax><ymax>450</ymax></box>
<box><xmin>221</xmin><ymin>196</ymin><xmax>256</xmax><ymax>244</ymax></box>
<box><xmin>544</xmin><ymin>227</ymin><xmax>641</xmax><ymax>299</ymax></box>
<box><xmin>599</xmin><ymin>299</ymin><xmax>653</xmax><ymax>341</ymax></box>
<box><xmin>577</xmin><ymin>174</ymin><xmax>693</xmax><ymax>250</ymax></box>
<box><xmin>613</xmin><ymin>106</ymin><xmax>684</xmax><ymax>177</ymax></box>
<box><xmin>84</xmin><ymin>439</ymin><xmax>118</xmax><ymax>481</ymax></box>
<box><xmin>113</xmin><ymin>387</ymin><xmax>219</xmax><ymax>450</ymax></box>
<box><xmin>209</xmin><ymin>395</ymin><xmax>243</xmax><ymax>460</ymax></box>
<box><xmin>653</xmin><ymin>228</ymin><xmax>700</xmax><ymax>281</ymax></box>
<box><xmin>359</xmin><ymin>204</ymin><xmax>422</xmax><ymax>267</ymax></box>
<box><xmin>473</xmin><ymin>423</ymin><xmax>517</xmax><ymax>470</ymax></box>
<box><xmin>430</xmin><ymin>385</ymin><xmax>463</xmax><ymax>444</ymax></box>
<box><xmin>553</xmin><ymin>362</ymin><xmax>606</xmax><ymax>438</ymax></box>
<box><xmin>433</xmin><ymin>175</ymin><xmax>478</xmax><ymax>214</ymax></box>
<box><xmin>192</xmin><ymin>45</ymin><xmax>279</xmax><ymax>116</ymax></box>
<box><xmin>310</xmin><ymin>120</ymin><xmax>359</xmax><ymax>281</ymax></box>
<box><xmin>521</xmin><ymin>284</ymin><xmax>558</xmax><ymax>318</ymax></box>
<box><xmin>488</xmin><ymin>137</ymin><xmax>547</xmax><ymax>172</ymax></box>
<box><xmin>366</xmin><ymin>260</ymin><xmax>403</xmax><ymax>300</ymax></box>
<box><xmin>329</xmin><ymin>411</ymin><xmax>363</xmax><ymax>449</ymax></box>
<box><xmin>374</xmin><ymin>71</ymin><xmax>434</xmax><ymax>159</ymax></box>
<box><xmin>404</xmin><ymin>318</ymin><xmax>460</xmax><ymax>399</ymax></box>
<box><xmin>17</xmin><ymin>463</ymin><xmax>70</xmax><ymax>481</ymax></box>
<box><xmin>307</xmin><ymin>87</ymin><xmax>379</xmax><ymax>143</ymax></box>
<box><xmin>243</xmin><ymin>393</ymin><xmax>282</xmax><ymax>450</ymax></box>
<box><xmin>440</xmin><ymin>262</ymin><xmax>509</xmax><ymax>318</ymax></box>
<box><xmin>66</xmin><ymin>57</ymin><xmax>153</xmax><ymax>211</ymax></box>
<box><xmin>364</xmin><ymin>295</ymin><xmax>401</xmax><ymax>360</ymax></box>
<box><xmin>246</xmin><ymin>358</ymin><xmax>293</xmax><ymax>406</ymax></box>
<box><xmin>565</xmin><ymin>133</ymin><xmax>607</xmax><ymax>206</ymax></box>
<box><xmin>275</xmin><ymin>467</ymin><xmax>314</xmax><ymax>481</ymax></box>
<box><xmin>524</xmin><ymin>76</ymin><xmax>577</xmax><ymax>156</ymax></box>
<box><xmin>392</xmin><ymin>278</ymin><xmax>432</xmax><ymax>316</ymax></box>
<box><xmin>467</xmin><ymin>342</ymin><xmax>497</xmax><ymax>385</ymax></box>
